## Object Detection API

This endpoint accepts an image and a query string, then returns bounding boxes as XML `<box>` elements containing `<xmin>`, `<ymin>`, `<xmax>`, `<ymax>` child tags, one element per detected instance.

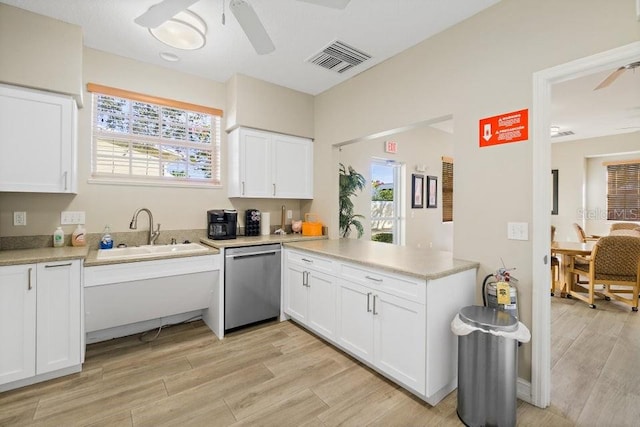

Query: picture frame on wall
<box><xmin>551</xmin><ymin>169</ymin><xmax>559</xmax><ymax>215</ymax></box>
<box><xmin>426</xmin><ymin>175</ymin><xmax>437</xmax><ymax>208</ymax></box>
<box><xmin>411</xmin><ymin>174</ymin><xmax>424</xmax><ymax>208</ymax></box>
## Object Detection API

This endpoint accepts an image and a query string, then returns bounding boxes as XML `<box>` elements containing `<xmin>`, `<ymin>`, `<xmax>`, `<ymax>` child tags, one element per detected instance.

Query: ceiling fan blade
<box><xmin>229</xmin><ymin>0</ymin><xmax>275</xmax><ymax>55</ymax></box>
<box><xmin>134</xmin><ymin>0</ymin><xmax>199</xmax><ymax>28</ymax></box>
<box><xmin>297</xmin><ymin>0</ymin><xmax>351</xmax><ymax>9</ymax></box>
<box><xmin>594</xmin><ymin>67</ymin><xmax>626</xmax><ymax>90</ymax></box>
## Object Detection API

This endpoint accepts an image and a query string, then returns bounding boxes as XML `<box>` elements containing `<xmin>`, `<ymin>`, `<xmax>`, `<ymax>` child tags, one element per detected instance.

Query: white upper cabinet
<box><xmin>228</xmin><ymin>127</ymin><xmax>313</xmax><ymax>199</ymax></box>
<box><xmin>0</xmin><ymin>84</ymin><xmax>77</xmax><ymax>193</ymax></box>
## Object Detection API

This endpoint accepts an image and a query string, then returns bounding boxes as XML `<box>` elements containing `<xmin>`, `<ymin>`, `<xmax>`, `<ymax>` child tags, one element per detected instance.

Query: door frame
<box><xmin>531</xmin><ymin>41</ymin><xmax>640</xmax><ymax>408</ymax></box>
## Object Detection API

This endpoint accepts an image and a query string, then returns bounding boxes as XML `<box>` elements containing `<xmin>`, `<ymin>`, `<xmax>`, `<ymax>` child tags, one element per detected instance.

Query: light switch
<box><xmin>507</xmin><ymin>222</ymin><xmax>529</xmax><ymax>240</ymax></box>
<box><xmin>61</xmin><ymin>211</ymin><xmax>86</xmax><ymax>225</ymax></box>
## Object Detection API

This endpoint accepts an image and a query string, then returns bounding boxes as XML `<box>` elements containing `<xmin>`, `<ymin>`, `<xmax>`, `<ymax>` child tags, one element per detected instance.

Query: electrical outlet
<box><xmin>61</xmin><ymin>211</ymin><xmax>86</xmax><ymax>225</ymax></box>
<box><xmin>13</xmin><ymin>211</ymin><xmax>26</xmax><ymax>226</ymax></box>
<box><xmin>287</xmin><ymin>210</ymin><xmax>292</xmax><ymax>219</ymax></box>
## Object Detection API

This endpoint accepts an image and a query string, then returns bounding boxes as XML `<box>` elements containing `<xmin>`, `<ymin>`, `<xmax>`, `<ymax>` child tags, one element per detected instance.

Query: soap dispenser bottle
<box><xmin>71</xmin><ymin>224</ymin><xmax>86</xmax><ymax>247</ymax></box>
<box><xmin>53</xmin><ymin>227</ymin><xmax>65</xmax><ymax>248</ymax></box>
<box><xmin>100</xmin><ymin>225</ymin><xmax>113</xmax><ymax>249</ymax></box>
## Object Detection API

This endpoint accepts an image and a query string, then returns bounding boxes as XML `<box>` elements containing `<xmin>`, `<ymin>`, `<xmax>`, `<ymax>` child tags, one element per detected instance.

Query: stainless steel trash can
<box><xmin>456</xmin><ymin>305</ymin><xmax>519</xmax><ymax>427</ymax></box>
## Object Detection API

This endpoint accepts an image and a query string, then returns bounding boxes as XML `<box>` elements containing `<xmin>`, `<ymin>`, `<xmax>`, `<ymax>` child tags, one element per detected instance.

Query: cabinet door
<box><xmin>306</xmin><ymin>270</ymin><xmax>336</xmax><ymax>340</ymax></box>
<box><xmin>283</xmin><ymin>263</ymin><xmax>308</xmax><ymax>323</ymax></box>
<box><xmin>0</xmin><ymin>264</ymin><xmax>36</xmax><ymax>385</ymax></box>
<box><xmin>0</xmin><ymin>84</ymin><xmax>76</xmax><ymax>193</ymax></box>
<box><xmin>373</xmin><ymin>292</ymin><xmax>426</xmax><ymax>394</ymax></box>
<box><xmin>239</xmin><ymin>129</ymin><xmax>272</xmax><ymax>197</ymax></box>
<box><xmin>272</xmin><ymin>134</ymin><xmax>313</xmax><ymax>199</ymax></box>
<box><xmin>36</xmin><ymin>260</ymin><xmax>81</xmax><ymax>374</ymax></box>
<box><xmin>336</xmin><ymin>279</ymin><xmax>374</xmax><ymax>363</ymax></box>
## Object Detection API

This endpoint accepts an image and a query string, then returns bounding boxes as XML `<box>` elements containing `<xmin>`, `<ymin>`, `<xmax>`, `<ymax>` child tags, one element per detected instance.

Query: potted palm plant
<box><xmin>339</xmin><ymin>163</ymin><xmax>366</xmax><ymax>238</ymax></box>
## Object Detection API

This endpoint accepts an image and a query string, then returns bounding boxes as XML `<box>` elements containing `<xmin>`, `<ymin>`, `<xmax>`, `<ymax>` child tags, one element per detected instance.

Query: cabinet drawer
<box><xmin>286</xmin><ymin>250</ymin><xmax>335</xmax><ymax>275</ymax></box>
<box><xmin>339</xmin><ymin>262</ymin><xmax>424</xmax><ymax>302</ymax></box>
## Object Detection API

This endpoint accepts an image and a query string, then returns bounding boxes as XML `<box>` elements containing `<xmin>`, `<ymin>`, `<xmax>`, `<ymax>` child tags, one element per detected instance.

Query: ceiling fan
<box><xmin>135</xmin><ymin>0</ymin><xmax>351</xmax><ymax>55</ymax></box>
<box><xmin>594</xmin><ymin>61</ymin><xmax>640</xmax><ymax>90</ymax></box>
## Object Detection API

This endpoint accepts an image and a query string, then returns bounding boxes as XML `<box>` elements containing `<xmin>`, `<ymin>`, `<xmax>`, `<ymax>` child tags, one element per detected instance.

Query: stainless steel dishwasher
<box><xmin>224</xmin><ymin>244</ymin><xmax>281</xmax><ymax>331</ymax></box>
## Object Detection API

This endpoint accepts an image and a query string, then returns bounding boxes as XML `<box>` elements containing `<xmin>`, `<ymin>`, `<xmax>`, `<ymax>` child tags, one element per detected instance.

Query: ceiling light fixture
<box><xmin>550</xmin><ymin>126</ymin><xmax>560</xmax><ymax>136</ymax></box>
<box><xmin>149</xmin><ymin>10</ymin><xmax>207</xmax><ymax>50</ymax></box>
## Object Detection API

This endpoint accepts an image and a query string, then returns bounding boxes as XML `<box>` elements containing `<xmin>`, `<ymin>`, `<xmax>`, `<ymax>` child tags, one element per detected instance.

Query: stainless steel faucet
<box><xmin>129</xmin><ymin>208</ymin><xmax>161</xmax><ymax>245</ymax></box>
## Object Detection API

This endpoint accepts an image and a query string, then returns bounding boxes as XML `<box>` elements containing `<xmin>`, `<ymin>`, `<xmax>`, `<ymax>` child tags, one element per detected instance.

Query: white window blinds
<box><xmin>89</xmin><ymin>84</ymin><xmax>222</xmax><ymax>186</ymax></box>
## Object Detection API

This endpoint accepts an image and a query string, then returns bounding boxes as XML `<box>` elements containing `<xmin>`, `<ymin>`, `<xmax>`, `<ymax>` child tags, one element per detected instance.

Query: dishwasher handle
<box><xmin>227</xmin><ymin>251</ymin><xmax>279</xmax><ymax>260</ymax></box>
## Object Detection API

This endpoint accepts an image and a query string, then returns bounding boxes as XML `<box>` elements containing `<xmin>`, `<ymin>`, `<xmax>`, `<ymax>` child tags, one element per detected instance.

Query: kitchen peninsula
<box><xmin>282</xmin><ymin>238</ymin><xmax>479</xmax><ymax>406</ymax></box>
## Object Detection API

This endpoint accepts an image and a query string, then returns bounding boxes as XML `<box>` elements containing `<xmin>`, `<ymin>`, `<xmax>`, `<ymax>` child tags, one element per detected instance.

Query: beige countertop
<box><xmin>284</xmin><ymin>239</ymin><xmax>479</xmax><ymax>281</ymax></box>
<box><xmin>200</xmin><ymin>234</ymin><xmax>327</xmax><ymax>249</ymax></box>
<box><xmin>0</xmin><ymin>244</ymin><xmax>221</xmax><ymax>267</ymax></box>
<box><xmin>0</xmin><ymin>246</ymin><xmax>90</xmax><ymax>266</ymax></box>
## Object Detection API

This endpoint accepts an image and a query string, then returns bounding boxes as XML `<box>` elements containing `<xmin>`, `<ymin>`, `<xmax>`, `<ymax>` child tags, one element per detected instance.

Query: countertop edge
<box><xmin>0</xmin><ymin>247</ymin><xmax>90</xmax><ymax>266</ymax></box>
<box><xmin>199</xmin><ymin>234</ymin><xmax>327</xmax><ymax>249</ymax></box>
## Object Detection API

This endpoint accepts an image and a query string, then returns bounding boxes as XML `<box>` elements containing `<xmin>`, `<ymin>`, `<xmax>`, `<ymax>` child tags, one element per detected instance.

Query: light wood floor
<box><xmin>1</xmin><ymin>296</ymin><xmax>637</xmax><ymax>426</ymax></box>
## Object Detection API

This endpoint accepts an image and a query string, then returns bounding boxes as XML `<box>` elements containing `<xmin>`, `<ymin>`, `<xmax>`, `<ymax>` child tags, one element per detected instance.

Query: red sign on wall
<box><xmin>479</xmin><ymin>109</ymin><xmax>529</xmax><ymax>147</ymax></box>
<box><xmin>384</xmin><ymin>140</ymin><xmax>398</xmax><ymax>153</ymax></box>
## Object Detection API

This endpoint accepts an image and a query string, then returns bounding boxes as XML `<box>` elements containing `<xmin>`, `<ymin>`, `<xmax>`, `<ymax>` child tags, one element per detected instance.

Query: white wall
<box><xmin>0</xmin><ymin>4</ymin><xmax>83</xmax><ymax>103</ymax></box>
<box><xmin>311</xmin><ymin>0</ymin><xmax>640</xmax><ymax>381</ymax></box>
<box><xmin>0</xmin><ymin>48</ymin><xmax>308</xmax><ymax>237</ymax></box>
<box><xmin>338</xmin><ymin>125</ymin><xmax>453</xmax><ymax>251</ymax></box>
<box><xmin>552</xmin><ymin>131</ymin><xmax>640</xmax><ymax>241</ymax></box>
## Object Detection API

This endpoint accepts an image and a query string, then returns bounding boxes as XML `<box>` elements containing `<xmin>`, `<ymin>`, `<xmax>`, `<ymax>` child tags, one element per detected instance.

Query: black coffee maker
<box><xmin>207</xmin><ymin>209</ymin><xmax>237</xmax><ymax>240</ymax></box>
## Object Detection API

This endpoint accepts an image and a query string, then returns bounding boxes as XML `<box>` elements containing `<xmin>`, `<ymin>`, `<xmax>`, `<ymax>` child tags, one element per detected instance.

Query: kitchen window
<box><xmin>606</xmin><ymin>160</ymin><xmax>640</xmax><ymax>221</ymax></box>
<box><xmin>88</xmin><ymin>83</ymin><xmax>222</xmax><ymax>187</ymax></box>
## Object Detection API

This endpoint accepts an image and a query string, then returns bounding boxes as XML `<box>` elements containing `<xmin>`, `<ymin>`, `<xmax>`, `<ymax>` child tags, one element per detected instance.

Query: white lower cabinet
<box><xmin>284</xmin><ymin>247</ymin><xmax>476</xmax><ymax>406</ymax></box>
<box><xmin>0</xmin><ymin>260</ymin><xmax>82</xmax><ymax>390</ymax></box>
<box><xmin>0</xmin><ymin>264</ymin><xmax>36</xmax><ymax>385</ymax></box>
<box><xmin>284</xmin><ymin>257</ymin><xmax>336</xmax><ymax>340</ymax></box>
<box><xmin>336</xmin><ymin>278</ymin><xmax>426</xmax><ymax>394</ymax></box>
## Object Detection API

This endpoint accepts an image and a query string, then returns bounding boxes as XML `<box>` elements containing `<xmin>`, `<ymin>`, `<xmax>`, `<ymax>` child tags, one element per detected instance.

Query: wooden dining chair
<box><xmin>610</xmin><ymin>222</ymin><xmax>640</xmax><ymax>232</ymax></box>
<box><xmin>573</xmin><ymin>223</ymin><xmax>599</xmax><ymax>243</ymax></box>
<box><xmin>567</xmin><ymin>235</ymin><xmax>640</xmax><ymax>311</ymax></box>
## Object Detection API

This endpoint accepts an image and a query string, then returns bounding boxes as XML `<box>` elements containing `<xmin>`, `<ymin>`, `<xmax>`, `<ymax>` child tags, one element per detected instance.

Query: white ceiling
<box><xmin>2</xmin><ymin>0</ymin><xmax>638</xmax><ymax>142</ymax></box>
<box><xmin>0</xmin><ymin>0</ymin><xmax>500</xmax><ymax>95</ymax></box>
<box><xmin>551</xmin><ymin>65</ymin><xmax>640</xmax><ymax>143</ymax></box>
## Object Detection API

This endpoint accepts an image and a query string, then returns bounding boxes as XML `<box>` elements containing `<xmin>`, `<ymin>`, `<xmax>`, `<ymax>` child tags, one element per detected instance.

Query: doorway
<box><xmin>531</xmin><ymin>41</ymin><xmax>640</xmax><ymax>408</ymax></box>
<box><xmin>371</xmin><ymin>159</ymin><xmax>403</xmax><ymax>245</ymax></box>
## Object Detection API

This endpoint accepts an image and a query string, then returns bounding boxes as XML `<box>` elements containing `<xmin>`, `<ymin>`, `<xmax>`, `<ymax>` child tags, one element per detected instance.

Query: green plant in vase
<box><xmin>339</xmin><ymin>163</ymin><xmax>366</xmax><ymax>238</ymax></box>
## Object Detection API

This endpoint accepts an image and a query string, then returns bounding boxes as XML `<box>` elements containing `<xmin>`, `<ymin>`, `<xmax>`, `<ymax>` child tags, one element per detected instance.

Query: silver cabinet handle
<box><xmin>373</xmin><ymin>294</ymin><xmax>378</xmax><ymax>315</ymax></box>
<box><xmin>302</xmin><ymin>271</ymin><xmax>308</xmax><ymax>287</ymax></box>
<box><xmin>301</xmin><ymin>258</ymin><xmax>313</xmax><ymax>263</ymax></box>
<box><xmin>367</xmin><ymin>292</ymin><xmax>372</xmax><ymax>312</ymax></box>
<box><xmin>305</xmin><ymin>271</ymin><xmax>310</xmax><ymax>287</ymax></box>
<box><xmin>241</xmin><ymin>181</ymin><xmax>245</xmax><ymax>195</ymax></box>
<box><xmin>64</xmin><ymin>171</ymin><xmax>68</xmax><ymax>191</ymax></box>
<box><xmin>365</xmin><ymin>275</ymin><xmax>383</xmax><ymax>282</ymax></box>
<box><xmin>273</xmin><ymin>183</ymin><xmax>276</xmax><ymax>196</ymax></box>
<box><xmin>45</xmin><ymin>263</ymin><xmax>72</xmax><ymax>268</ymax></box>
<box><xmin>28</xmin><ymin>267</ymin><xmax>33</xmax><ymax>290</ymax></box>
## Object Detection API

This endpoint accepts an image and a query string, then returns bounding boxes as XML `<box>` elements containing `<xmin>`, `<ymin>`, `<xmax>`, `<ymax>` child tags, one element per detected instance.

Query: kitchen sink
<box><xmin>97</xmin><ymin>243</ymin><xmax>209</xmax><ymax>260</ymax></box>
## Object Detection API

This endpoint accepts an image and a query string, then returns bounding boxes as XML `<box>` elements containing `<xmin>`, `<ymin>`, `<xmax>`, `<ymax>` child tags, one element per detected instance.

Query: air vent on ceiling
<box><xmin>307</xmin><ymin>40</ymin><xmax>372</xmax><ymax>74</ymax></box>
<box><xmin>551</xmin><ymin>130</ymin><xmax>575</xmax><ymax>138</ymax></box>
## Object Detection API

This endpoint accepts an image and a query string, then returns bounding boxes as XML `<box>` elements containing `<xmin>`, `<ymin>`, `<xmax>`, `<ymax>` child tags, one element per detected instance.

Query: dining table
<box><xmin>551</xmin><ymin>241</ymin><xmax>596</xmax><ymax>297</ymax></box>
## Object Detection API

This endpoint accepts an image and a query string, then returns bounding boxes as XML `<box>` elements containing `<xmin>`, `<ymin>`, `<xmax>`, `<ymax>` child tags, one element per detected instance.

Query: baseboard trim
<box><xmin>517</xmin><ymin>377</ymin><xmax>533</xmax><ymax>404</ymax></box>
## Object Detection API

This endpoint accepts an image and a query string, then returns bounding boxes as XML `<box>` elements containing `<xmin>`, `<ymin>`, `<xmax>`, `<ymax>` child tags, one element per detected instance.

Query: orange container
<box><xmin>302</xmin><ymin>213</ymin><xmax>323</xmax><ymax>236</ymax></box>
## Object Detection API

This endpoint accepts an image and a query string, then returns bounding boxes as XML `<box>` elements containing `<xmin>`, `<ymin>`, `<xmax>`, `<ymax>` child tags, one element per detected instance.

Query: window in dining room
<box><xmin>606</xmin><ymin>160</ymin><xmax>640</xmax><ymax>221</ymax></box>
